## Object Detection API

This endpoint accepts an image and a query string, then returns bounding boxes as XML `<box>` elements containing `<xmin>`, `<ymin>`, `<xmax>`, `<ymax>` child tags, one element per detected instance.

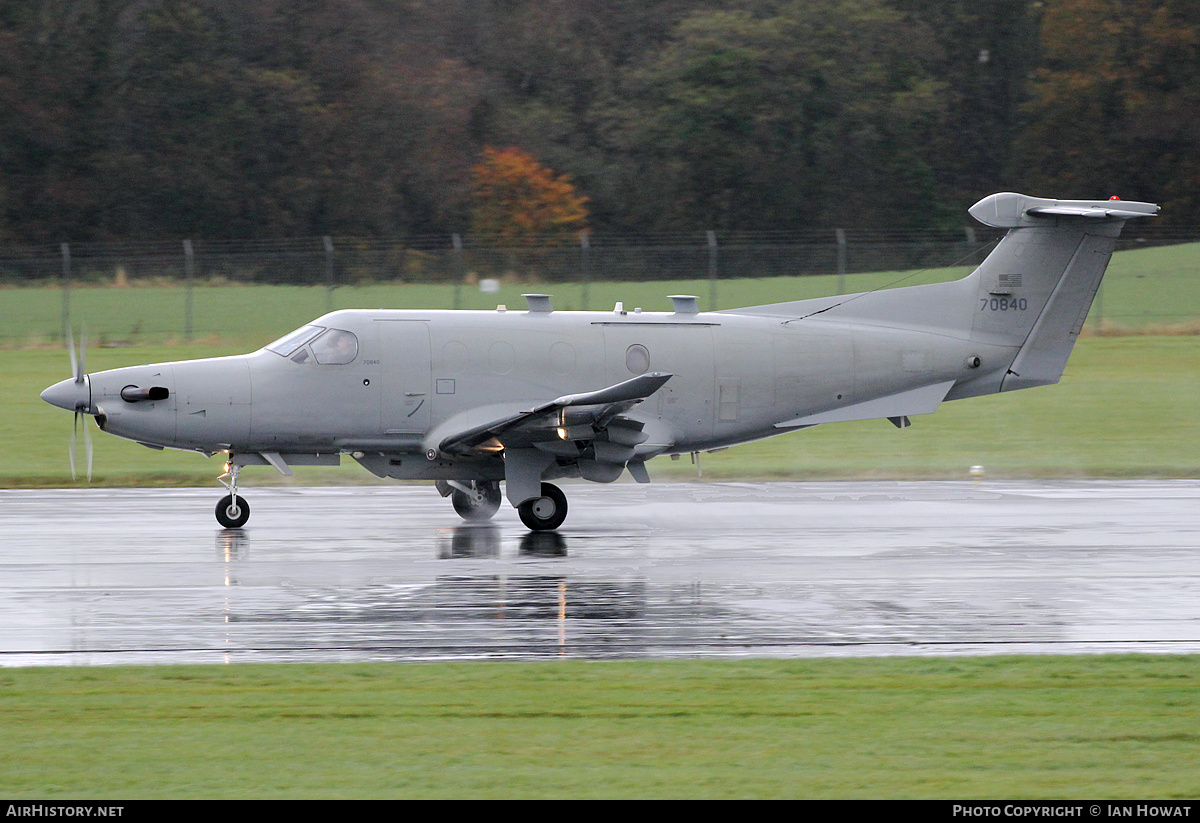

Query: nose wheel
<box><xmin>216</xmin><ymin>459</ymin><xmax>250</xmax><ymax>528</ymax></box>
<box><xmin>216</xmin><ymin>494</ymin><xmax>250</xmax><ymax>529</ymax></box>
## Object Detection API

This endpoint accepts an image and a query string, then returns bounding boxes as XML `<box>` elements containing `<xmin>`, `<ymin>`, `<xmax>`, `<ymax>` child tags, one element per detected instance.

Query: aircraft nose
<box><xmin>41</xmin><ymin>377</ymin><xmax>90</xmax><ymax>412</ymax></box>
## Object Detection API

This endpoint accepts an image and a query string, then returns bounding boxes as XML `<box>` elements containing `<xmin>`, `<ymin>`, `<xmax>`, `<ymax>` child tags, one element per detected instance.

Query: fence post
<box><xmin>707</xmin><ymin>230</ymin><xmax>718</xmax><ymax>311</ymax></box>
<box><xmin>452</xmin><ymin>233</ymin><xmax>463</xmax><ymax>310</ymax></box>
<box><xmin>60</xmin><ymin>242</ymin><xmax>71</xmax><ymax>342</ymax></box>
<box><xmin>836</xmin><ymin>228</ymin><xmax>847</xmax><ymax>294</ymax></box>
<box><xmin>183</xmin><ymin>239</ymin><xmax>194</xmax><ymax>342</ymax></box>
<box><xmin>323</xmin><ymin>236</ymin><xmax>335</xmax><ymax>313</ymax></box>
<box><xmin>580</xmin><ymin>230</ymin><xmax>590</xmax><ymax>311</ymax></box>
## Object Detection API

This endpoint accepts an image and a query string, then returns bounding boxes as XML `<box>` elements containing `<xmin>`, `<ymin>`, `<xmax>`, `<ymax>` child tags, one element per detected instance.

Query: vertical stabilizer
<box><xmin>967</xmin><ymin>193</ymin><xmax>1158</xmax><ymax>391</ymax></box>
<box><xmin>722</xmin><ymin>192</ymin><xmax>1158</xmax><ymax>399</ymax></box>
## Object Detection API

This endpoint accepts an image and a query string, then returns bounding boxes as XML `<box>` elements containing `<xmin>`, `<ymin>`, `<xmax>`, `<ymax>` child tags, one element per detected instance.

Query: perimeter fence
<box><xmin>1</xmin><ymin>224</ymin><xmax>1197</xmax><ymax>346</ymax></box>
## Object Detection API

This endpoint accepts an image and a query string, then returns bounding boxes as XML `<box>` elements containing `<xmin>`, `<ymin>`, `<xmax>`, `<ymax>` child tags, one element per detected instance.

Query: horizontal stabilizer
<box><xmin>775</xmin><ymin>380</ymin><xmax>955</xmax><ymax>428</ymax></box>
<box><xmin>969</xmin><ymin>193</ymin><xmax>1158</xmax><ymax>228</ymax></box>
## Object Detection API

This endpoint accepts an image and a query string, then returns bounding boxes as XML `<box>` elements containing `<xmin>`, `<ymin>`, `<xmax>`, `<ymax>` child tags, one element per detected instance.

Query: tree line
<box><xmin>1</xmin><ymin>0</ymin><xmax>1196</xmax><ymax>244</ymax></box>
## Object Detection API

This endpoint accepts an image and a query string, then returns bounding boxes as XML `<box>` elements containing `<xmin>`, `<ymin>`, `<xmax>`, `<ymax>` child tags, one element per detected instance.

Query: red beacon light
<box><xmin>1109</xmin><ymin>195</ymin><xmax>1121</xmax><ymax>200</ymax></box>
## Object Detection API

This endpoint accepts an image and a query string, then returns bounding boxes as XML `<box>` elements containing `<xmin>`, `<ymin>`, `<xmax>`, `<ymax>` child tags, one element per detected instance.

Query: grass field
<box><xmin>1</xmin><ymin>656</ymin><xmax>1197</xmax><ymax>799</ymax></box>
<box><xmin>2</xmin><ymin>241</ymin><xmax>1199</xmax><ymax>348</ymax></box>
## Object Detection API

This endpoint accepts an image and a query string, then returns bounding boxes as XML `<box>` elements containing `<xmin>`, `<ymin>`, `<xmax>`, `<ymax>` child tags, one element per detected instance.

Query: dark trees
<box><xmin>1016</xmin><ymin>0</ymin><xmax>1200</xmax><ymax>222</ymax></box>
<box><xmin>0</xmin><ymin>0</ymin><xmax>1196</xmax><ymax>241</ymax></box>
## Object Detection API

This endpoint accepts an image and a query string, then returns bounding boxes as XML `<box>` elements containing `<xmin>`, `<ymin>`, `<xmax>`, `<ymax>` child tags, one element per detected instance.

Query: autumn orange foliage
<box><xmin>470</xmin><ymin>146</ymin><xmax>588</xmax><ymax>244</ymax></box>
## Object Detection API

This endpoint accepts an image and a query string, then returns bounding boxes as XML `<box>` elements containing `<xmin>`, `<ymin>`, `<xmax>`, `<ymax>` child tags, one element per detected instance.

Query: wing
<box><xmin>429</xmin><ymin>372</ymin><xmax>674</xmax><ymax>459</ymax></box>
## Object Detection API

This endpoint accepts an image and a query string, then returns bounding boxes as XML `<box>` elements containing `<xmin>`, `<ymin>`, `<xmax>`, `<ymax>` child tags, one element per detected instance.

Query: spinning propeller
<box><xmin>66</xmin><ymin>326</ymin><xmax>93</xmax><ymax>482</ymax></box>
<box><xmin>42</xmin><ymin>327</ymin><xmax>93</xmax><ymax>481</ymax></box>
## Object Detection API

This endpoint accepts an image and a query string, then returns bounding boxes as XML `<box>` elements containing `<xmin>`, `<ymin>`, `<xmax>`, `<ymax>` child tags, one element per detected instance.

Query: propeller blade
<box><xmin>70</xmin><ymin>411</ymin><xmax>79</xmax><ymax>481</ymax></box>
<box><xmin>78</xmin><ymin>325</ymin><xmax>87</xmax><ymax>385</ymax></box>
<box><xmin>68</xmin><ymin>326</ymin><xmax>79</xmax><ymax>383</ymax></box>
<box><xmin>65</xmin><ymin>325</ymin><xmax>92</xmax><ymax>481</ymax></box>
<box><xmin>84</xmin><ymin>413</ymin><xmax>93</xmax><ymax>482</ymax></box>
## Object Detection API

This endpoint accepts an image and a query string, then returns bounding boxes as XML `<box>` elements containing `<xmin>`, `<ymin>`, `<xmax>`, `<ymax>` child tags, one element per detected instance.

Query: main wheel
<box><xmin>451</xmin><ymin>481</ymin><xmax>502</xmax><ymax>521</ymax></box>
<box><xmin>215</xmin><ymin>494</ymin><xmax>250</xmax><ymax>529</ymax></box>
<box><xmin>517</xmin><ymin>483</ymin><xmax>568</xmax><ymax>531</ymax></box>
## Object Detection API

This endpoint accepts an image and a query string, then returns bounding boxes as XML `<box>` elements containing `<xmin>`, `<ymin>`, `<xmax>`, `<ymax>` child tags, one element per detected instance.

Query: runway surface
<box><xmin>2</xmin><ymin>480</ymin><xmax>1198</xmax><ymax>666</ymax></box>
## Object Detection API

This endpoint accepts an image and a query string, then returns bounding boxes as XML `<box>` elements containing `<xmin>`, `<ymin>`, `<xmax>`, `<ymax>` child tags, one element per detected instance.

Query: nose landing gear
<box><xmin>216</xmin><ymin>459</ymin><xmax>250</xmax><ymax>529</ymax></box>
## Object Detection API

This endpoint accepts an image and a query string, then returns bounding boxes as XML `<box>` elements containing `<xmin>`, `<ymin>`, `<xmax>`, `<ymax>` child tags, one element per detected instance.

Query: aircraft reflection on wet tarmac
<box><xmin>214</xmin><ymin>524</ymin><xmax>567</xmax><ymax>561</ymax></box>
<box><xmin>3</xmin><ymin>482</ymin><xmax>1200</xmax><ymax>666</ymax></box>
<box><xmin>213</xmin><ymin>524</ymin><xmax>654</xmax><ymax>653</ymax></box>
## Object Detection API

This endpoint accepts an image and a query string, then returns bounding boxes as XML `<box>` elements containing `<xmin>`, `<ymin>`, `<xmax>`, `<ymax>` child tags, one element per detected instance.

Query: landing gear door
<box><xmin>379</xmin><ymin>320</ymin><xmax>433</xmax><ymax>434</ymax></box>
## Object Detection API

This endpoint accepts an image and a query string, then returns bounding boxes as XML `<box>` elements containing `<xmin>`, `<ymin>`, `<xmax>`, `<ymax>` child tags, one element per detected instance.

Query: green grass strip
<box><xmin>1</xmin><ymin>656</ymin><xmax>1198</xmax><ymax>798</ymax></box>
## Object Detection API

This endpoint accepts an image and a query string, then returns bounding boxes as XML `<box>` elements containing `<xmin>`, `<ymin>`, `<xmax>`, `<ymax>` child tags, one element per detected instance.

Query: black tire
<box><xmin>215</xmin><ymin>494</ymin><xmax>250</xmax><ymax>529</ymax></box>
<box><xmin>451</xmin><ymin>482</ymin><xmax>502</xmax><ymax>521</ymax></box>
<box><xmin>517</xmin><ymin>483</ymin><xmax>568</xmax><ymax>531</ymax></box>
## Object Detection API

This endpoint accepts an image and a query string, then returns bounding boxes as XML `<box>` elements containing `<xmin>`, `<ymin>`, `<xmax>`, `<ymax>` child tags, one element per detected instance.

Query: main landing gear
<box><xmin>448</xmin><ymin>480</ymin><xmax>502</xmax><ymax>521</ymax></box>
<box><xmin>517</xmin><ymin>483</ymin><xmax>568</xmax><ymax>531</ymax></box>
<box><xmin>216</xmin><ymin>460</ymin><xmax>250</xmax><ymax>529</ymax></box>
<box><xmin>444</xmin><ymin>479</ymin><xmax>569</xmax><ymax>531</ymax></box>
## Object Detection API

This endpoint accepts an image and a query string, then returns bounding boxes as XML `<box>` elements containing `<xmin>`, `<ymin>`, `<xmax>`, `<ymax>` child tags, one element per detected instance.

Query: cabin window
<box><xmin>626</xmin><ymin>344</ymin><xmax>650</xmax><ymax>375</ymax></box>
<box><xmin>311</xmin><ymin>329</ymin><xmax>359</xmax><ymax>365</ymax></box>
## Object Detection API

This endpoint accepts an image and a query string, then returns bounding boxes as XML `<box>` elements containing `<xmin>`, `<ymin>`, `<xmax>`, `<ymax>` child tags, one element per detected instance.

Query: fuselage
<box><xmin>46</xmin><ymin>304</ymin><xmax>1007</xmax><ymax>482</ymax></box>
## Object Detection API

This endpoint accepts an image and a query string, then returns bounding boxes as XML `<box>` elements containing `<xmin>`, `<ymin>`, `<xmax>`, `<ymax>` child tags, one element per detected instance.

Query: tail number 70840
<box><xmin>981</xmin><ymin>297</ymin><xmax>1028</xmax><ymax>312</ymax></box>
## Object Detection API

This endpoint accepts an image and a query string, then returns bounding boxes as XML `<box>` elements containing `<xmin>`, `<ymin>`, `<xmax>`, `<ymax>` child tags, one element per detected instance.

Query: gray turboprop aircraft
<box><xmin>42</xmin><ymin>192</ymin><xmax>1158</xmax><ymax>530</ymax></box>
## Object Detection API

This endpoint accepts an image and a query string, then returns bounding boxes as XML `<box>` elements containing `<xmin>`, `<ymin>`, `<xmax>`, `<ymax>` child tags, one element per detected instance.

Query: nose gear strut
<box><xmin>215</xmin><ymin>457</ymin><xmax>250</xmax><ymax>528</ymax></box>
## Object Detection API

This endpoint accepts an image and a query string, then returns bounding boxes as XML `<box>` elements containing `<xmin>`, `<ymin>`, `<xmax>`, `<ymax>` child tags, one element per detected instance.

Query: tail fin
<box><xmin>967</xmin><ymin>193</ymin><xmax>1158</xmax><ymax>391</ymax></box>
<box><xmin>726</xmin><ymin>191</ymin><xmax>1158</xmax><ymax>393</ymax></box>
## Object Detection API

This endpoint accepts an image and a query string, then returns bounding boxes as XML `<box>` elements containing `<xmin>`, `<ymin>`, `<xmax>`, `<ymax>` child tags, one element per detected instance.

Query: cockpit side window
<box><xmin>311</xmin><ymin>329</ymin><xmax>358</xmax><ymax>365</ymax></box>
<box><xmin>266</xmin><ymin>325</ymin><xmax>323</xmax><ymax>357</ymax></box>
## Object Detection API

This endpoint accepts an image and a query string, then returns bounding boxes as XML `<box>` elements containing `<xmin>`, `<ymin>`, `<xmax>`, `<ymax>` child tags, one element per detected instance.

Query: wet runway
<box><xmin>2</xmin><ymin>481</ymin><xmax>1199</xmax><ymax>666</ymax></box>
